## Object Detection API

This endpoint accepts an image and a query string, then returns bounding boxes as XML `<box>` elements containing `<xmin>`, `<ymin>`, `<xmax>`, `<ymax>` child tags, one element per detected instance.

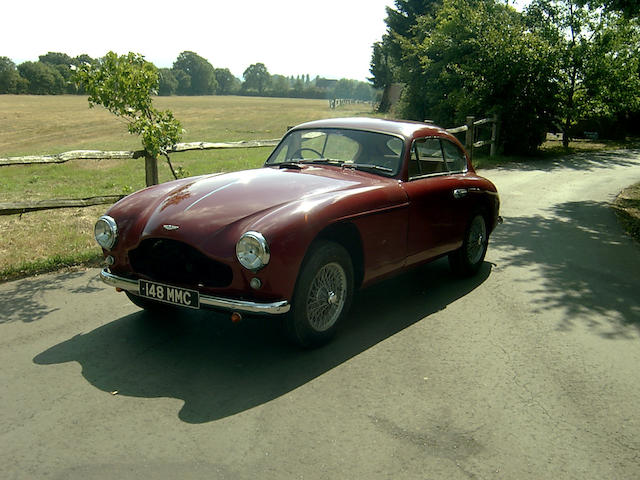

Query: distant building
<box><xmin>316</xmin><ymin>78</ymin><xmax>338</xmax><ymax>90</ymax></box>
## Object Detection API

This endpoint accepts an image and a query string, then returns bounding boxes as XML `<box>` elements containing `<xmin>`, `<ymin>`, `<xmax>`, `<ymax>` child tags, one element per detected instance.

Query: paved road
<box><xmin>1</xmin><ymin>150</ymin><xmax>639</xmax><ymax>479</ymax></box>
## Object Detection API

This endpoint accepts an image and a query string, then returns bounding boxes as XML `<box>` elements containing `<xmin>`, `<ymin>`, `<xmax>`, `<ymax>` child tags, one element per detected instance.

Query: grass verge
<box><xmin>612</xmin><ymin>182</ymin><xmax>640</xmax><ymax>244</ymax></box>
<box><xmin>0</xmin><ymin>251</ymin><xmax>103</xmax><ymax>283</ymax></box>
<box><xmin>472</xmin><ymin>137</ymin><xmax>640</xmax><ymax>169</ymax></box>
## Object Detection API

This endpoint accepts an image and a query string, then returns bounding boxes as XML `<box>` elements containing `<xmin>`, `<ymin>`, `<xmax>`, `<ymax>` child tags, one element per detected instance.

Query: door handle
<box><xmin>453</xmin><ymin>188</ymin><xmax>468</xmax><ymax>199</ymax></box>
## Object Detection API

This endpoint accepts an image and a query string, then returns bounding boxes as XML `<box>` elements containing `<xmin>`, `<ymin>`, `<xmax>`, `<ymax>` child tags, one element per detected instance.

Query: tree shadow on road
<box><xmin>34</xmin><ymin>259</ymin><xmax>490</xmax><ymax>424</ymax></box>
<box><xmin>0</xmin><ymin>269</ymin><xmax>103</xmax><ymax>324</ymax></box>
<box><xmin>491</xmin><ymin>200</ymin><xmax>640</xmax><ymax>337</ymax></box>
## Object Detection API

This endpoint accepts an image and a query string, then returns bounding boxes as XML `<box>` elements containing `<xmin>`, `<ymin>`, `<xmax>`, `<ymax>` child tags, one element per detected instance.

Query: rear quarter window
<box><xmin>442</xmin><ymin>140</ymin><xmax>467</xmax><ymax>172</ymax></box>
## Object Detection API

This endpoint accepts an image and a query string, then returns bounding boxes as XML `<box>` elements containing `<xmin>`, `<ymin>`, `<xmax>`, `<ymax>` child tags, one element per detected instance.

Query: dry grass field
<box><xmin>0</xmin><ymin>95</ymin><xmax>376</xmax><ymax>279</ymax></box>
<box><xmin>2</xmin><ymin>95</ymin><xmax>636</xmax><ymax>280</ymax></box>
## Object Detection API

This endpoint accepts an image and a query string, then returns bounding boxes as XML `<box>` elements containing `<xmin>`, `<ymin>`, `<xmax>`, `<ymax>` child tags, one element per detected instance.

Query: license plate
<box><xmin>138</xmin><ymin>280</ymin><xmax>200</xmax><ymax>309</ymax></box>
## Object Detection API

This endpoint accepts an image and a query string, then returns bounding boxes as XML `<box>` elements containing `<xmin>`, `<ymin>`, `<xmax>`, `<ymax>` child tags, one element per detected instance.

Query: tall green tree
<box><xmin>369</xmin><ymin>40</ymin><xmax>396</xmax><ymax>111</ymax></box>
<box><xmin>370</xmin><ymin>2</ymin><xmax>441</xmax><ymax>111</ymax></box>
<box><xmin>353</xmin><ymin>82</ymin><xmax>374</xmax><ymax>101</ymax></box>
<box><xmin>0</xmin><ymin>57</ymin><xmax>20</xmax><ymax>94</ymax></box>
<box><xmin>243</xmin><ymin>63</ymin><xmax>270</xmax><ymax>94</ymax></box>
<box><xmin>73</xmin><ymin>54</ymin><xmax>96</xmax><ymax>66</ymax></box>
<box><xmin>580</xmin><ymin>13</ymin><xmax>640</xmax><ymax>133</ymax></box>
<box><xmin>526</xmin><ymin>0</ymin><xmax>640</xmax><ymax>143</ymax></box>
<box><xmin>577</xmin><ymin>0</ymin><xmax>640</xmax><ymax>17</ymax></box>
<box><xmin>270</xmin><ymin>74</ymin><xmax>290</xmax><ymax>96</ymax></box>
<box><xmin>214</xmin><ymin>68</ymin><xmax>239</xmax><ymax>94</ymax></box>
<box><xmin>158</xmin><ymin>68</ymin><xmax>178</xmax><ymax>95</ymax></box>
<box><xmin>74</xmin><ymin>52</ymin><xmax>182</xmax><ymax>182</ymax></box>
<box><xmin>17</xmin><ymin>61</ymin><xmax>65</xmax><ymax>95</ymax></box>
<box><xmin>172</xmin><ymin>51</ymin><xmax>217</xmax><ymax>95</ymax></box>
<box><xmin>173</xmin><ymin>69</ymin><xmax>192</xmax><ymax>95</ymax></box>
<box><xmin>39</xmin><ymin>52</ymin><xmax>72</xmax><ymax>66</ymax></box>
<box><xmin>380</xmin><ymin>0</ymin><xmax>559</xmax><ymax>153</ymax></box>
<box><xmin>39</xmin><ymin>52</ymin><xmax>76</xmax><ymax>93</ymax></box>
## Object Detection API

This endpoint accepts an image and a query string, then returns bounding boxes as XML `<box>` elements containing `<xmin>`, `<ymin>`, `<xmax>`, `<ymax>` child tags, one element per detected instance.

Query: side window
<box><xmin>409</xmin><ymin>138</ymin><xmax>446</xmax><ymax>180</ymax></box>
<box><xmin>442</xmin><ymin>140</ymin><xmax>467</xmax><ymax>172</ymax></box>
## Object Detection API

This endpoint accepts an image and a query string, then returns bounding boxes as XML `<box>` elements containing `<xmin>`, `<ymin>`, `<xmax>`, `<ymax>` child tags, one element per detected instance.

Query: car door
<box><xmin>401</xmin><ymin>137</ymin><xmax>469</xmax><ymax>267</ymax></box>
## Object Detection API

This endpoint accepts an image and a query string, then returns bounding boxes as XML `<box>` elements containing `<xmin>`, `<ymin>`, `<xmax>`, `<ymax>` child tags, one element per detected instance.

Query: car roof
<box><xmin>291</xmin><ymin>117</ymin><xmax>449</xmax><ymax>141</ymax></box>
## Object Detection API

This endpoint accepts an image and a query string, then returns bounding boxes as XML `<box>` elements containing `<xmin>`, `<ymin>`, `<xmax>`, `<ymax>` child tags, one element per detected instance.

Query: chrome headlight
<box><xmin>236</xmin><ymin>231</ymin><xmax>270</xmax><ymax>271</ymax></box>
<box><xmin>94</xmin><ymin>215</ymin><xmax>118</xmax><ymax>250</ymax></box>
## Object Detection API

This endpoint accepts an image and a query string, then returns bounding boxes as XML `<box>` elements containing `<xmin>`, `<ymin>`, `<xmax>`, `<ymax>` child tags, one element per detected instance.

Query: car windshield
<box><xmin>265</xmin><ymin>128</ymin><xmax>405</xmax><ymax>177</ymax></box>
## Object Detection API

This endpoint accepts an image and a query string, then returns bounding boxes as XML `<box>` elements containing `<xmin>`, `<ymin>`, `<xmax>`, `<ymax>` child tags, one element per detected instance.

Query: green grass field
<box><xmin>0</xmin><ymin>95</ymin><xmax>377</xmax><ymax>279</ymax></box>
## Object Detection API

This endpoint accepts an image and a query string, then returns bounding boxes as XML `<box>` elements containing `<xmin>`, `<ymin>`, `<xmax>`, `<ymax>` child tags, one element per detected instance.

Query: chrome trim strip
<box><xmin>99</xmin><ymin>268</ymin><xmax>290</xmax><ymax>315</ymax></box>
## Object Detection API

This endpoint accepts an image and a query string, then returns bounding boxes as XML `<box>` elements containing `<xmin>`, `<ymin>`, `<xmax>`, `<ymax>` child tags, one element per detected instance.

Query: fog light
<box><xmin>105</xmin><ymin>255</ymin><xmax>115</xmax><ymax>266</ymax></box>
<box><xmin>250</xmin><ymin>277</ymin><xmax>262</xmax><ymax>290</ymax></box>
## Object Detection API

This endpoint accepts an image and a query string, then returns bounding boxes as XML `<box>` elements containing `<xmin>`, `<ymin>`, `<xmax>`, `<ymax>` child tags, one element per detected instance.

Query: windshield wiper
<box><xmin>344</xmin><ymin>163</ymin><xmax>393</xmax><ymax>173</ymax></box>
<box><xmin>298</xmin><ymin>158</ymin><xmax>345</xmax><ymax>166</ymax></box>
<box><xmin>273</xmin><ymin>158</ymin><xmax>344</xmax><ymax>168</ymax></box>
<box><xmin>276</xmin><ymin>161</ymin><xmax>304</xmax><ymax>169</ymax></box>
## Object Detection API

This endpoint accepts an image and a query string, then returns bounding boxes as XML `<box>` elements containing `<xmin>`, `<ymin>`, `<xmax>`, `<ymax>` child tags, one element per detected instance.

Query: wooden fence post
<box><xmin>465</xmin><ymin>116</ymin><xmax>475</xmax><ymax>161</ymax></box>
<box><xmin>490</xmin><ymin>114</ymin><xmax>499</xmax><ymax>157</ymax></box>
<box><xmin>145</xmin><ymin>154</ymin><xmax>158</xmax><ymax>186</ymax></box>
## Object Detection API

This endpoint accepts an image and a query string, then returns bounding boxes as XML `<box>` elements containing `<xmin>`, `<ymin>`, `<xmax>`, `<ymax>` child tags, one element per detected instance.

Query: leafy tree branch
<box><xmin>74</xmin><ymin>52</ymin><xmax>183</xmax><ymax>179</ymax></box>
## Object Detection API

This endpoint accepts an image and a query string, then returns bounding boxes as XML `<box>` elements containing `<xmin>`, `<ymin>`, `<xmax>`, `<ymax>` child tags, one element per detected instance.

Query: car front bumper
<box><xmin>99</xmin><ymin>268</ymin><xmax>291</xmax><ymax>315</ymax></box>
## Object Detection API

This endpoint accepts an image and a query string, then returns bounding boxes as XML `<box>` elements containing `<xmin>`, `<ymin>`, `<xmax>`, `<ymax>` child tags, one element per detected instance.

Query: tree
<box><xmin>158</xmin><ymin>68</ymin><xmax>178</xmax><ymax>95</ymax></box>
<box><xmin>369</xmin><ymin>40</ymin><xmax>396</xmax><ymax>111</ymax></box>
<box><xmin>333</xmin><ymin>79</ymin><xmax>356</xmax><ymax>99</ymax></box>
<box><xmin>172</xmin><ymin>51</ymin><xmax>217</xmax><ymax>95</ymax></box>
<box><xmin>526</xmin><ymin>0</ymin><xmax>640</xmax><ymax>144</ymax></box>
<box><xmin>353</xmin><ymin>82</ymin><xmax>374</xmax><ymax>101</ymax></box>
<box><xmin>270</xmin><ymin>74</ymin><xmax>290</xmax><ymax>97</ymax></box>
<box><xmin>243</xmin><ymin>63</ymin><xmax>270</xmax><ymax>94</ymax></box>
<box><xmin>214</xmin><ymin>68</ymin><xmax>239</xmax><ymax>95</ymax></box>
<box><xmin>580</xmin><ymin>13</ymin><xmax>640</xmax><ymax>136</ymax></box>
<box><xmin>370</xmin><ymin>0</ymin><xmax>561</xmax><ymax>154</ymax></box>
<box><xmin>173</xmin><ymin>69</ymin><xmax>192</xmax><ymax>95</ymax></box>
<box><xmin>39</xmin><ymin>52</ymin><xmax>77</xmax><ymax>93</ymax></box>
<box><xmin>73</xmin><ymin>54</ymin><xmax>96</xmax><ymax>66</ymax></box>
<box><xmin>577</xmin><ymin>0</ymin><xmax>640</xmax><ymax>17</ymax></box>
<box><xmin>17</xmin><ymin>61</ymin><xmax>65</xmax><ymax>94</ymax></box>
<box><xmin>74</xmin><ymin>52</ymin><xmax>183</xmax><ymax>183</ymax></box>
<box><xmin>39</xmin><ymin>52</ymin><xmax>73</xmax><ymax>66</ymax></box>
<box><xmin>0</xmin><ymin>57</ymin><xmax>20</xmax><ymax>94</ymax></box>
<box><xmin>369</xmin><ymin>2</ymin><xmax>441</xmax><ymax>111</ymax></box>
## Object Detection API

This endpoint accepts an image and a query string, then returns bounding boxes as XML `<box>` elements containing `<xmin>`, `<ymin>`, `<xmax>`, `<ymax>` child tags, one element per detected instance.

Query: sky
<box><xmin>3</xmin><ymin>0</ymin><xmax>398</xmax><ymax>82</ymax></box>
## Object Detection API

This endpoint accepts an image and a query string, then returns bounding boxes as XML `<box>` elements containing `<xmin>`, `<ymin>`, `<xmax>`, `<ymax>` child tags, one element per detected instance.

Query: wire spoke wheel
<box><xmin>466</xmin><ymin>215</ymin><xmax>487</xmax><ymax>266</ymax></box>
<box><xmin>306</xmin><ymin>262</ymin><xmax>347</xmax><ymax>332</ymax></box>
<box><xmin>449</xmin><ymin>212</ymin><xmax>489</xmax><ymax>277</ymax></box>
<box><xmin>285</xmin><ymin>241</ymin><xmax>354</xmax><ymax>347</ymax></box>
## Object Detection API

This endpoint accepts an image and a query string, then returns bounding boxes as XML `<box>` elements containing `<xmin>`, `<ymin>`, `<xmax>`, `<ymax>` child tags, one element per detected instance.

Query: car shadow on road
<box><xmin>34</xmin><ymin>259</ymin><xmax>490</xmax><ymax>424</ymax></box>
<box><xmin>491</xmin><ymin>200</ymin><xmax>640</xmax><ymax>337</ymax></box>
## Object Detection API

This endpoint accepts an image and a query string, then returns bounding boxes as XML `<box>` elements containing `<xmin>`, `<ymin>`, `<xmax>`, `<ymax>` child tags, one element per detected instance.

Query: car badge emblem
<box><xmin>163</xmin><ymin>224</ymin><xmax>180</xmax><ymax>231</ymax></box>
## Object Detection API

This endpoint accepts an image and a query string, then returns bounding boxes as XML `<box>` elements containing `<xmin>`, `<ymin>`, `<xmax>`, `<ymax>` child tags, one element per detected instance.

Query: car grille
<box><xmin>129</xmin><ymin>238</ymin><xmax>233</xmax><ymax>288</ymax></box>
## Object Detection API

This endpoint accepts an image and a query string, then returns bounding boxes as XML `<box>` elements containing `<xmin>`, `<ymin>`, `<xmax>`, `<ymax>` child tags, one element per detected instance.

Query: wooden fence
<box><xmin>0</xmin><ymin>139</ymin><xmax>278</xmax><ymax>216</ymax></box>
<box><xmin>0</xmin><ymin>115</ymin><xmax>499</xmax><ymax>216</ymax></box>
<box><xmin>329</xmin><ymin>98</ymin><xmax>377</xmax><ymax>109</ymax></box>
<box><xmin>444</xmin><ymin>115</ymin><xmax>499</xmax><ymax>162</ymax></box>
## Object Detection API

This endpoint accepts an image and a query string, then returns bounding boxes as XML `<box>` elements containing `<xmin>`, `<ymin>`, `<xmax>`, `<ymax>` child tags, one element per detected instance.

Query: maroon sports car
<box><xmin>96</xmin><ymin>117</ymin><xmax>500</xmax><ymax>346</ymax></box>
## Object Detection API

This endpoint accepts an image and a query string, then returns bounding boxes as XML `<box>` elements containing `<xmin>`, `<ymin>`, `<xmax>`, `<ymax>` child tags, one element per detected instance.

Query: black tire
<box><xmin>283</xmin><ymin>241</ymin><xmax>354</xmax><ymax>348</ymax></box>
<box><xmin>449</xmin><ymin>213</ymin><xmax>488</xmax><ymax>277</ymax></box>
